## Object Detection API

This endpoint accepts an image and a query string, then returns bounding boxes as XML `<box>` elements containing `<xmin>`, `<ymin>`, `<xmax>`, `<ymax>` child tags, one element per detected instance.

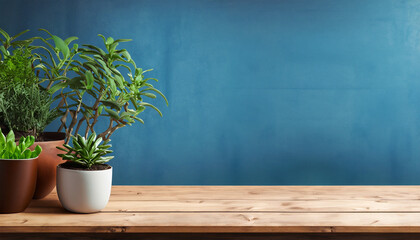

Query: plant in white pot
<box><xmin>56</xmin><ymin>132</ymin><xmax>113</xmax><ymax>213</ymax></box>
<box><xmin>53</xmin><ymin>34</ymin><xmax>167</xmax><ymax>213</ymax></box>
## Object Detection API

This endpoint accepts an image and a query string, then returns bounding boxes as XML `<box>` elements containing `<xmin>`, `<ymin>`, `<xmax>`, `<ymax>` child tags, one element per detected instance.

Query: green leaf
<box><xmin>68</xmin><ymin>77</ymin><xmax>84</xmax><ymax>89</ymax></box>
<box><xmin>11</xmin><ymin>39</ymin><xmax>34</xmax><ymax>47</ymax></box>
<box><xmin>114</xmin><ymin>74</ymin><xmax>124</xmax><ymax>88</ymax></box>
<box><xmin>38</xmin><ymin>28</ymin><xmax>54</xmax><ymax>37</ymax></box>
<box><xmin>140</xmin><ymin>102</ymin><xmax>163</xmax><ymax>117</ymax></box>
<box><xmin>85</xmin><ymin>71</ymin><xmax>94</xmax><ymax>90</ymax></box>
<box><xmin>122</xmin><ymin>51</ymin><xmax>131</xmax><ymax>61</ymax></box>
<box><xmin>98</xmin><ymin>105</ymin><xmax>104</xmax><ymax>115</ymax></box>
<box><xmin>134</xmin><ymin>117</ymin><xmax>144</xmax><ymax>124</ymax></box>
<box><xmin>98</xmin><ymin>34</ymin><xmax>107</xmax><ymax>45</ymax></box>
<box><xmin>106</xmin><ymin>37</ymin><xmax>114</xmax><ymax>45</ymax></box>
<box><xmin>104</xmin><ymin>108</ymin><xmax>120</xmax><ymax>120</ymax></box>
<box><xmin>7</xmin><ymin>141</ymin><xmax>16</xmax><ymax>155</ymax></box>
<box><xmin>23</xmin><ymin>149</ymin><xmax>31</xmax><ymax>159</ymax></box>
<box><xmin>64</xmin><ymin>36</ymin><xmax>78</xmax><ymax>45</ymax></box>
<box><xmin>6</xmin><ymin>130</ymin><xmax>15</xmax><ymax>143</ymax></box>
<box><xmin>0</xmin><ymin>130</ymin><xmax>6</xmax><ymax>146</ymax></box>
<box><xmin>35</xmin><ymin>145</ymin><xmax>42</xmax><ymax>155</ymax></box>
<box><xmin>136</xmin><ymin>106</ymin><xmax>146</xmax><ymax>114</ymax></box>
<box><xmin>80</xmin><ymin>54</ymin><xmax>95</xmax><ymax>62</ymax></box>
<box><xmin>34</xmin><ymin>63</ymin><xmax>48</xmax><ymax>73</ymax></box>
<box><xmin>52</xmin><ymin>35</ymin><xmax>70</xmax><ymax>59</ymax></box>
<box><xmin>0</xmin><ymin>28</ymin><xmax>10</xmax><ymax>40</ymax></box>
<box><xmin>25</xmin><ymin>136</ymin><xmax>35</xmax><ymax>150</ymax></box>
<box><xmin>109</xmin><ymin>42</ymin><xmax>119</xmax><ymax>52</ymax></box>
<box><xmin>140</xmin><ymin>88</ymin><xmax>169</xmax><ymax>106</ymax></box>
<box><xmin>0</xmin><ymin>45</ymin><xmax>8</xmax><ymax>57</ymax></box>
<box><xmin>141</xmin><ymin>92</ymin><xmax>156</xmax><ymax>99</ymax></box>
<box><xmin>11</xmin><ymin>29</ymin><xmax>29</xmax><ymax>40</ymax></box>
<box><xmin>96</xmin><ymin>58</ymin><xmax>113</xmax><ymax>76</ymax></box>
<box><xmin>100</xmin><ymin>100</ymin><xmax>122</xmax><ymax>111</ymax></box>
<box><xmin>114</xmin><ymin>38</ymin><xmax>132</xmax><ymax>43</ymax></box>
<box><xmin>48</xmin><ymin>82</ymin><xmax>68</xmax><ymax>94</ymax></box>
<box><xmin>108</xmin><ymin>78</ymin><xmax>117</xmax><ymax>93</ymax></box>
<box><xmin>82</xmin><ymin>44</ymin><xmax>106</xmax><ymax>55</ymax></box>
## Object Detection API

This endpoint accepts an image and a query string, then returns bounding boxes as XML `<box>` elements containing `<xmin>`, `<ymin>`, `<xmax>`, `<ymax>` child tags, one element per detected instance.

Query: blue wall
<box><xmin>2</xmin><ymin>0</ymin><xmax>420</xmax><ymax>185</ymax></box>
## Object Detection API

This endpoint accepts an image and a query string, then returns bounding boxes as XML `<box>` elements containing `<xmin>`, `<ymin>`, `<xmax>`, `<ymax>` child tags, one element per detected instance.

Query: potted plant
<box><xmin>0</xmin><ymin>130</ymin><xmax>42</xmax><ymax>213</ymax></box>
<box><xmin>0</xmin><ymin>28</ymin><xmax>78</xmax><ymax>199</ymax></box>
<box><xmin>56</xmin><ymin>132</ymin><xmax>113</xmax><ymax>213</ymax></box>
<box><xmin>50</xmin><ymin>34</ymin><xmax>168</xmax><ymax>140</ymax></box>
<box><xmin>54</xmin><ymin>34</ymin><xmax>168</xmax><ymax>213</ymax></box>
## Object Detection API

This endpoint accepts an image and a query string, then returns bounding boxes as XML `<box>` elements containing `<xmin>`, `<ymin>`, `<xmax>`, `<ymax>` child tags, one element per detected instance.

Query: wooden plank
<box><xmin>46</xmin><ymin>186</ymin><xmax>420</xmax><ymax>201</ymax></box>
<box><xmin>7</xmin><ymin>186</ymin><xmax>420</xmax><ymax>235</ymax></box>
<box><xmin>2</xmin><ymin>233</ymin><xmax>420</xmax><ymax>240</ymax></box>
<box><xmin>2</xmin><ymin>212</ymin><xmax>420</xmax><ymax>233</ymax></box>
<box><xmin>27</xmin><ymin>199</ymin><xmax>420</xmax><ymax>213</ymax></box>
<box><xmin>99</xmin><ymin>186</ymin><xmax>420</xmax><ymax>200</ymax></box>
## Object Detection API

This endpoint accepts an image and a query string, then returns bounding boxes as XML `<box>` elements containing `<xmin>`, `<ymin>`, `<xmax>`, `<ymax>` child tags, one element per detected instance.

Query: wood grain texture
<box><xmin>2</xmin><ymin>186</ymin><xmax>420</xmax><ymax>234</ymax></box>
<box><xmin>2</xmin><ymin>233</ymin><xmax>420</xmax><ymax>240</ymax></box>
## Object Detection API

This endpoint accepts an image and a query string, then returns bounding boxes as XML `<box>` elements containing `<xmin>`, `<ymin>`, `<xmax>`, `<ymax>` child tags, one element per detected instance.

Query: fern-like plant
<box><xmin>57</xmin><ymin>132</ymin><xmax>113</xmax><ymax>169</ymax></box>
<box><xmin>0</xmin><ymin>47</ymin><xmax>38</xmax><ymax>88</ymax></box>
<box><xmin>0</xmin><ymin>84</ymin><xmax>61</xmax><ymax>139</ymax></box>
<box><xmin>0</xmin><ymin>130</ymin><xmax>42</xmax><ymax>159</ymax></box>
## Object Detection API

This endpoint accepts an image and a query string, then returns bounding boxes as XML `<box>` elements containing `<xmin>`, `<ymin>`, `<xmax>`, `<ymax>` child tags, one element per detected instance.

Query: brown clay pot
<box><xmin>30</xmin><ymin>132</ymin><xmax>66</xmax><ymax>199</ymax></box>
<box><xmin>0</xmin><ymin>158</ymin><xmax>37</xmax><ymax>213</ymax></box>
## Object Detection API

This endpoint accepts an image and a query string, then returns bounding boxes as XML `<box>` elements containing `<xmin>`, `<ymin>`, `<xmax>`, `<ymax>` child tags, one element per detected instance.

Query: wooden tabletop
<box><xmin>2</xmin><ymin>186</ymin><xmax>420</xmax><ymax>234</ymax></box>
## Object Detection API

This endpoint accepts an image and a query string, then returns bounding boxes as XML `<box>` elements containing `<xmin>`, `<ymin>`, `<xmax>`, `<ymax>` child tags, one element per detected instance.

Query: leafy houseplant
<box><xmin>56</xmin><ymin>133</ymin><xmax>113</xmax><ymax>213</ymax></box>
<box><xmin>0</xmin><ymin>28</ymin><xmax>72</xmax><ymax>199</ymax></box>
<box><xmin>0</xmin><ymin>130</ymin><xmax>42</xmax><ymax>213</ymax></box>
<box><xmin>50</xmin><ymin>34</ymin><xmax>168</xmax><ymax>142</ymax></box>
<box><xmin>0</xmin><ymin>28</ymin><xmax>79</xmax><ymax>140</ymax></box>
<box><xmin>0</xmin><ymin>45</ymin><xmax>60</xmax><ymax>140</ymax></box>
<box><xmin>53</xmin><ymin>34</ymin><xmax>167</xmax><ymax>213</ymax></box>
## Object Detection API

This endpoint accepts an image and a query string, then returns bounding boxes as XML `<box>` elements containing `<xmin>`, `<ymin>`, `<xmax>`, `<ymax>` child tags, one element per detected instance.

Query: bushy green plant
<box><xmin>0</xmin><ymin>130</ymin><xmax>42</xmax><ymax>159</ymax></box>
<box><xmin>0</xmin><ymin>84</ymin><xmax>61</xmax><ymax>139</ymax></box>
<box><xmin>57</xmin><ymin>132</ymin><xmax>113</xmax><ymax>169</ymax></box>
<box><xmin>0</xmin><ymin>47</ymin><xmax>38</xmax><ymax>89</ymax></box>
<box><xmin>0</xmin><ymin>28</ymin><xmax>63</xmax><ymax>140</ymax></box>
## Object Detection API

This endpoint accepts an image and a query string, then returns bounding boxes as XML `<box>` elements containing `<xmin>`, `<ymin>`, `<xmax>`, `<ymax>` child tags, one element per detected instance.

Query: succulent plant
<box><xmin>0</xmin><ymin>130</ymin><xmax>42</xmax><ymax>159</ymax></box>
<box><xmin>57</xmin><ymin>132</ymin><xmax>113</xmax><ymax>169</ymax></box>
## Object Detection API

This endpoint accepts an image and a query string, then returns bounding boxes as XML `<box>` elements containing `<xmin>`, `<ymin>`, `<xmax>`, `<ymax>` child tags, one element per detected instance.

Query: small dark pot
<box><xmin>31</xmin><ymin>132</ymin><xmax>66</xmax><ymax>199</ymax></box>
<box><xmin>0</xmin><ymin>158</ymin><xmax>37</xmax><ymax>213</ymax></box>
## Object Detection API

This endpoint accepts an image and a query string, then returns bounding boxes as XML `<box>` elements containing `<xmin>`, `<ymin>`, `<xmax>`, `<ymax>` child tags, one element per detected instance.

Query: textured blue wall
<box><xmin>2</xmin><ymin>0</ymin><xmax>420</xmax><ymax>184</ymax></box>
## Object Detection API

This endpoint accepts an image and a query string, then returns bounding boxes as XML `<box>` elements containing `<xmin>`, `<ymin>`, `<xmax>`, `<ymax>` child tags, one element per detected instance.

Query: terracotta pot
<box><xmin>0</xmin><ymin>158</ymin><xmax>37</xmax><ymax>213</ymax></box>
<box><xmin>30</xmin><ymin>132</ymin><xmax>66</xmax><ymax>199</ymax></box>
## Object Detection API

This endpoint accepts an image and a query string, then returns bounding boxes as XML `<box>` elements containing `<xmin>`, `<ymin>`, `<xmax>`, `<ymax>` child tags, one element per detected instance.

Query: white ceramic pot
<box><xmin>56</xmin><ymin>165</ymin><xmax>112</xmax><ymax>213</ymax></box>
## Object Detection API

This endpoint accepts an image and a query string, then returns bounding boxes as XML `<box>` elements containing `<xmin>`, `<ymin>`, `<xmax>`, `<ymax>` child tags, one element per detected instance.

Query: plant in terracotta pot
<box><xmin>54</xmin><ymin>34</ymin><xmax>168</xmax><ymax>213</ymax></box>
<box><xmin>0</xmin><ymin>28</ymin><xmax>79</xmax><ymax>199</ymax></box>
<box><xmin>0</xmin><ymin>130</ymin><xmax>42</xmax><ymax>213</ymax></box>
